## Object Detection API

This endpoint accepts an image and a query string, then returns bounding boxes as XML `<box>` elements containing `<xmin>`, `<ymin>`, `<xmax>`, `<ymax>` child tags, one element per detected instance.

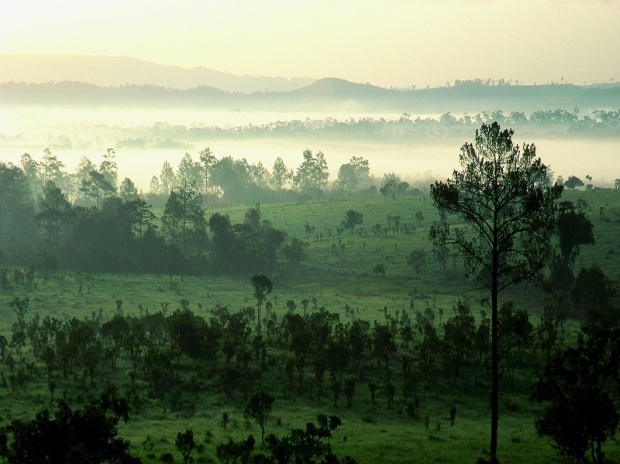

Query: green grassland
<box><xmin>1</xmin><ymin>188</ymin><xmax>619</xmax><ymax>463</ymax></box>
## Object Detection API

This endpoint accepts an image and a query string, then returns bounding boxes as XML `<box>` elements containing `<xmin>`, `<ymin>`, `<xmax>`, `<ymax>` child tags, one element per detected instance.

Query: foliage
<box><xmin>80</xmin><ymin>169</ymin><xmax>116</xmax><ymax>209</ymax></box>
<box><xmin>283</xmin><ymin>238</ymin><xmax>307</xmax><ymax>265</ymax></box>
<box><xmin>564</xmin><ymin>175</ymin><xmax>584</xmax><ymax>190</ymax></box>
<box><xmin>342</xmin><ymin>210</ymin><xmax>364</xmax><ymax>231</ymax></box>
<box><xmin>35</xmin><ymin>181</ymin><xmax>73</xmax><ymax>247</ymax></box>
<box><xmin>570</xmin><ymin>265</ymin><xmax>618</xmax><ymax>328</ymax></box>
<box><xmin>549</xmin><ymin>200</ymin><xmax>595</xmax><ymax>290</ymax></box>
<box><xmin>251</xmin><ymin>274</ymin><xmax>273</xmax><ymax>336</ymax></box>
<box><xmin>271</xmin><ymin>157</ymin><xmax>292</xmax><ymax>191</ymax></box>
<box><xmin>293</xmin><ymin>149</ymin><xmax>329</xmax><ymax>195</ymax></box>
<box><xmin>265</xmin><ymin>415</ymin><xmax>355</xmax><ymax>464</ymax></box>
<box><xmin>176</xmin><ymin>429</ymin><xmax>196</xmax><ymax>464</ymax></box>
<box><xmin>0</xmin><ymin>387</ymin><xmax>140</xmax><ymax>464</ymax></box>
<box><xmin>244</xmin><ymin>391</ymin><xmax>275</xmax><ymax>445</ymax></box>
<box><xmin>557</xmin><ymin>201</ymin><xmax>595</xmax><ymax>267</ymax></box>
<box><xmin>532</xmin><ymin>327</ymin><xmax>620</xmax><ymax>464</ymax></box>
<box><xmin>161</xmin><ymin>183</ymin><xmax>208</xmax><ymax>257</ymax></box>
<box><xmin>337</xmin><ymin>156</ymin><xmax>370</xmax><ymax>194</ymax></box>
<box><xmin>442</xmin><ymin>300</ymin><xmax>476</xmax><ymax>379</ymax></box>
<box><xmin>380</xmin><ymin>173</ymin><xmax>409</xmax><ymax>199</ymax></box>
<box><xmin>0</xmin><ymin>162</ymin><xmax>37</xmax><ymax>254</ymax></box>
<box><xmin>407</xmin><ymin>249</ymin><xmax>427</xmax><ymax>277</ymax></box>
<box><xmin>209</xmin><ymin>206</ymin><xmax>286</xmax><ymax>275</ymax></box>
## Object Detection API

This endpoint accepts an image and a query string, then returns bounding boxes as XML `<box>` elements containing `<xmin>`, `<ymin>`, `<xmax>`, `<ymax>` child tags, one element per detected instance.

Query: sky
<box><xmin>1</xmin><ymin>0</ymin><xmax>620</xmax><ymax>88</ymax></box>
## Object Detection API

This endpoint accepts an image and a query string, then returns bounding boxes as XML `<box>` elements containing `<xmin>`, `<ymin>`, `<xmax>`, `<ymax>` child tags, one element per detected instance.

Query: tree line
<box><xmin>0</xmin><ymin>146</ymin><xmax>424</xmax><ymax>275</ymax></box>
<box><xmin>93</xmin><ymin>108</ymin><xmax>620</xmax><ymax>149</ymax></box>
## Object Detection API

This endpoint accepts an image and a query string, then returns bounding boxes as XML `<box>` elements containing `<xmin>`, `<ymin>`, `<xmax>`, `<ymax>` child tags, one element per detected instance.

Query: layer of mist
<box><xmin>2</xmin><ymin>103</ymin><xmax>620</xmax><ymax>191</ymax></box>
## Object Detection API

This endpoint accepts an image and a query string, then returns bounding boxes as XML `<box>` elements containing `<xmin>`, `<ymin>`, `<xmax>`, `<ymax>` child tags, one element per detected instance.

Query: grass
<box><xmin>1</xmin><ymin>188</ymin><xmax>619</xmax><ymax>463</ymax></box>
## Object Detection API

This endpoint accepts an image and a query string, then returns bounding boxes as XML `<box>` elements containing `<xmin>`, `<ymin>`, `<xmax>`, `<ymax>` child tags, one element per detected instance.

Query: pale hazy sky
<box><xmin>2</xmin><ymin>0</ymin><xmax>620</xmax><ymax>88</ymax></box>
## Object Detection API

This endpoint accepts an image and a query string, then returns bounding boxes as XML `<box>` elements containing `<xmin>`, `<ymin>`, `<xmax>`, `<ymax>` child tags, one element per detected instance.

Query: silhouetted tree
<box><xmin>80</xmin><ymin>170</ymin><xmax>116</xmax><ymax>209</ymax></box>
<box><xmin>266</xmin><ymin>415</ymin><xmax>354</xmax><ymax>464</ymax></box>
<box><xmin>293</xmin><ymin>149</ymin><xmax>329</xmax><ymax>195</ymax></box>
<box><xmin>0</xmin><ymin>162</ymin><xmax>37</xmax><ymax>251</ymax></box>
<box><xmin>564</xmin><ymin>175</ymin><xmax>584</xmax><ymax>190</ymax></box>
<box><xmin>199</xmin><ymin>147</ymin><xmax>216</xmax><ymax>198</ymax></box>
<box><xmin>252</xmin><ymin>274</ymin><xmax>273</xmax><ymax>337</ymax></box>
<box><xmin>244</xmin><ymin>391</ymin><xmax>275</xmax><ymax>445</ymax></box>
<box><xmin>497</xmin><ymin>302</ymin><xmax>533</xmax><ymax>379</ymax></box>
<box><xmin>283</xmin><ymin>238</ymin><xmax>306</xmax><ymax>265</ymax></box>
<box><xmin>342</xmin><ymin>210</ymin><xmax>363</xmax><ymax>232</ymax></box>
<box><xmin>429</xmin><ymin>122</ymin><xmax>562</xmax><ymax>463</ymax></box>
<box><xmin>407</xmin><ymin>249</ymin><xmax>427</xmax><ymax>278</ymax></box>
<box><xmin>571</xmin><ymin>265</ymin><xmax>617</xmax><ymax>328</ymax></box>
<box><xmin>372</xmin><ymin>263</ymin><xmax>386</xmax><ymax>275</ymax></box>
<box><xmin>372</xmin><ymin>323</ymin><xmax>396</xmax><ymax>369</ymax></box>
<box><xmin>118</xmin><ymin>177</ymin><xmax>140</xmax><ymax>202</ymax></box>
<box><xmin>380</xmin><ymin>173</ymin><xmax>408</xmax><ymax>199</ymax></box>
<box><xmin>211</xmin><ymin>156</ymin><xmax>252</xmax><ymax>202</ymax></box>
<box><xmin>161</xmin><ymin>183</ymin><xmax>207</xmax><ymax>257</ymax></box>
<box><xmin>36</xmin><ymin>181</ymin><xmax>73</xmax><ymax>247</ymax></box>
<box><xmin>177</xmin><ymin>153</ymin><xmax>203</xmax><ymax>189</ymax></box>
<box><xmin>532</xmin><ymin>327</ymin><xmax>619</xmax><ymax>464</ymax></box>
<box><xmin>557</xmin><ymin>201</ymin><xmax>594</xmax><ymax>265</ymax></box>
<box><xmin>176</xmin><ymin>429</ymin><xmax>196</xmax><ymax>464</ymax></box>
<box><xmin>19</xmin><ymin>153</ymin><xmax>42</xmax><ymax>197</ymax></box>
<box><xmin>442</xmin><ymin>300</ymin><xmax>476</xmax><ymax>380</ymax></box>
<box><xmin>99</xmin><ymin>148</ymin><xmax>118</xmax><ymax>188</ymax></box>
<box><xmin>337</xmin><ymin>156</ymin><xmax>370</xmax><ymax>194</ymax></box>
<box><xmin>433</xmin><ymin>246</ymin><xmax>450</xmax><ymax>274</ymax></box>
<box><xmin>271</xmin><ymin>157</ymin><xmax>292</xmax><ymax>191</ymax></box>
<box><xmin>216</xmin><ymin>435</ymin><xmax>256</xmax><ymax>464</ymax></box>
<box><xmin>120</xmin><ymin>198</ymin><xmax>157</xmax><ymax>243</ymax></box>
<box><xmin>549</xmin><ymin>201</ymin><xmax>595</xmax><ymax>291</ymax></box>
<box><xmin>39</xmin><ymin>148</ymin><xmax>69</xmax><ymax>192</ymax></box>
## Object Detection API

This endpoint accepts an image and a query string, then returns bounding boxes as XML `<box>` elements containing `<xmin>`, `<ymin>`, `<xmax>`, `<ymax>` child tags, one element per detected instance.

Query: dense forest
<box><xmin>113</xmin><ymin>108</ymin><xmax>620</xmax><ymax>148</ymax></box>
<box><xmin>0</xmin><ymin>123</ymin><xmax>619</xmax><ymax>463</ymax></box>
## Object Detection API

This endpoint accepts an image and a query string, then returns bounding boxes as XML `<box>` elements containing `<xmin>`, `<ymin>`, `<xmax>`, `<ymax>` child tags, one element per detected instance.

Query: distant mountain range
<box><xmin>0</xmin><ymin>54</ymin><xmax>316</xmax><ymax>93</ymax></box>
<box><xmin>2</xmin><ymin>54</ymin><xmax>620</xmax><ymax>114</ymax></box>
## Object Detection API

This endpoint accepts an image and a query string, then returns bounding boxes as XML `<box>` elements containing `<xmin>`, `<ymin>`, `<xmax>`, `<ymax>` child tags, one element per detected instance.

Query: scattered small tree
<box><xmin>251</xmin><ymin>274</ymin><xmax>273</xmax><ymax>337</ymax></box>
<box><xmin>564</xmin><ymin>175</ymin><xmax>584</xmax><ymax>190</ymax></box>
<box><xmin>176</xmin><ymin>429</ymin><xmax>196</xmax><ymax>464</ymax></box>
<box><xmin>415</xmin><ymin>211</ymin><xmax>424</xmax><ymax>226</ymax></box>
<box><xmin>407</xmin><ymin>249</ymin><xmax>427</xmax><ymax>278</ymax></box>
<box><xmin>283</xmin><ymin>238</ymin><xmax>307</xmax><ymax>265</ymax></box>
<box><xmin>342</xmin><ymin>210</ymin><xmax>363</xmax><ymax>232</ymax></box>
<box><xmin>244</xmin><ymin>391</ymin><xmax>275</xmax><ymax>445</ymax></box>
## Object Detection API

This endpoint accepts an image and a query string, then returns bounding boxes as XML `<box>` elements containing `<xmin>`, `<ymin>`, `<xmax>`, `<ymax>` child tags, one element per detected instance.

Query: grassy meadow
<box><xmin>0</xmin><ymin>187</ymin><xmax>619</xmax><ymax>463</ymax></box>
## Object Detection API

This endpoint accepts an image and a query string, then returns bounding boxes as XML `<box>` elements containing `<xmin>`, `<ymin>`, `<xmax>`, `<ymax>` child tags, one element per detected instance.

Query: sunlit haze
<box><xmin>2</xmin><ymin>0</ymin><xmax>620</xmax><ymax>88</ymax></box>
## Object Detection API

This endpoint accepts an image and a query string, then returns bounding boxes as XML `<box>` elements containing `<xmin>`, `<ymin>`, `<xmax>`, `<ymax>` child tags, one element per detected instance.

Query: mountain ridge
<box><xmin>2</xmin><ymin>54</ymin><xmax>620</xmax><ymax>114</ymax></box>
<box><xmin>0</xmin><ymin>53</ymin><xmax>316</xmax><ymax>93</ymax></box>
<box><xmin>3</xmin><ymin>78</ymin><xmax>619</xmax><ymax>115</ymax></box>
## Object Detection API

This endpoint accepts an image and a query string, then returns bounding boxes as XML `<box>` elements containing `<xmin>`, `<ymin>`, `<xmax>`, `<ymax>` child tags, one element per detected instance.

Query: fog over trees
<box><xmin>0</xmin><ymin>143</ymin><xmax>438</xmax><ymax>277</ymax></box>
